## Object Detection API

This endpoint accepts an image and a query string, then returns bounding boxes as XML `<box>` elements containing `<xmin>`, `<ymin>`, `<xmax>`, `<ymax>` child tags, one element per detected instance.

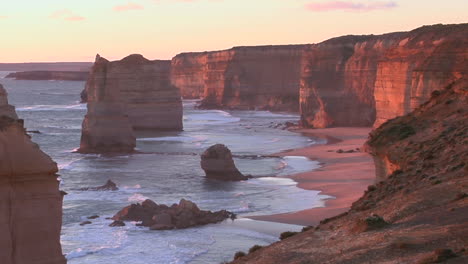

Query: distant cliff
<box><xmin>231</xmin><ymin>79</ymin><xmax>468</xmax><ymax>264</ymax></box>
<box><xmin>6</xmin><ymin>71</ymin><xmax>89</xmax><ymax>81</ymax></box>
<box><xmin>172</xmin><ymin>45</ymin><xmax>306</xmax><ymax>112</ymax></box>
<box><xmin>0</xmin><ymin>117</ymin><xmax>66</xmax><ymax>264</ymax></box>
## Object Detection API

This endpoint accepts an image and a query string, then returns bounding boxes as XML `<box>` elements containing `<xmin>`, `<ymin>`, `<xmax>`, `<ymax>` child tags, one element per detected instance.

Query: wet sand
<box><xmin>249</xmin><ymin>127</ymin><xmax>375</xmax><ymax>226</ymax></box>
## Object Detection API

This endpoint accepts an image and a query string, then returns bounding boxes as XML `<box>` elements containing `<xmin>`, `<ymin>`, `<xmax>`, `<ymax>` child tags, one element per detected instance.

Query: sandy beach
<box><xmin>249</xmin><ymin>127</ymin><xmax>375</xmax><ymax>226</ymax></box>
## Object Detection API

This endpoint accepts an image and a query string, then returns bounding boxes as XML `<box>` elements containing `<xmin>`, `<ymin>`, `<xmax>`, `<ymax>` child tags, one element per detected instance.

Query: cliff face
<box><xmin>79</xmin><ymin>55</ymin><xmax>136</xmax><ymax>153</ymax></box>
<box><xmin>172</xmin><ymin>45</ymin><xmax>306</xmax><ymax>111</ymax></box>
<box><xmin>0</xmin><ymin>84</ymin><xmax>18</xmax><ymax>119</ymax></box>
<box><xmin>232</xmin><ymin>79</ymin><xmax>468</xmax><ymax>264</ymax></box>
<box><xmin>82</xmin><ymin>54</ymin><xmax>183</xmax><ymax>130</ymax></box>
<box><xmin>0</xmin><ymin>117</ymin><xmax>66</xmax><ymax>264</ymax></box>
<box><xmin>300</xmin><ymin>24</ymin><xmax>467</xmax><ymax>128</ymax></box>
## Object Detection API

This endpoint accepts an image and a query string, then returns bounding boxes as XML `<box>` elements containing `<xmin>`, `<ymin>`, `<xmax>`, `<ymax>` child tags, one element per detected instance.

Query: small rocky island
<box><xmin>5</xmin><ymin>71</ymin><xmax>89</xmax><ymax>81</ymax></box>
<box><xmin>201</xmin><ymin>144</ymin><xmax>251</xmax><ymax>181</ymax></box>
<box><xmin>111</xmin><ymin>199</ymin><xmax>234</xmax><ymax>230</ymax></box>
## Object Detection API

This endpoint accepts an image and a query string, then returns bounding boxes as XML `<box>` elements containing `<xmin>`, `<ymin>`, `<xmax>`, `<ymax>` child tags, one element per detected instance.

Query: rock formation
<box><xmin>0</xmin><ymin>116</ymin><xmax>66</xmax><ymax>264</ymax></box>
<box><xmin>300</xmin><ymin>24</ymin><xmax>467</xmax><ymax>128</ymax></box>
<box><xmin>5</xmin><ymin>71</ymin><xmax>89</xmax><ymax>81</ymax></box>
<box><xmin>0</xmin><ymin>84</ymin><xmax>18</xmax><ymax>119</ymax></box>
<box><xmin>81</xmin><ymin>54</ymin><xmax>183</xmax><ymax>130</ymax></box>
<box><xmin>78</xmin><ymin>179</ymin><xmax>118</xmax><ymax>191</ymax></box>
<box><xmin>201</xmin><ymin>144</ymin><xmax>250</xmax><ymax>181</ymax></box>
<box><xmin>230</xmin><ymin>79</ymin><xmax>468</xmax><ymax>263</ymax></box>
<box><xmin>78</xmin><ymin>55</ymin><xmax>136</xmax><ymax>153</ymax></box>
<box><xmin>112</xmin><ymin>199</ymin><xmax>234</xmax><ymax>230</ymax></box>
<box><xmin>172</xmin><ymin>45</ymin><xmax>306</xmax><ymax>111</ymax></box>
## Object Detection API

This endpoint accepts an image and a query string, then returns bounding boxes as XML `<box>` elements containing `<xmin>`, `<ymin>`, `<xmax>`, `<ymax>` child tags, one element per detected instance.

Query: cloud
<box><xmin>305</xmin><ymin>1</ymin><xmax>398</xmax><ymax>12</ymax></box>
<box><xmin>49</xmin><ymin>9</ymin><xmax>85</xmax><ymax>21</ymax></box>
<box><xmin>113</xmin><ymin>2</ymin><xmax>145</xmax><ymax>11</ymax></box>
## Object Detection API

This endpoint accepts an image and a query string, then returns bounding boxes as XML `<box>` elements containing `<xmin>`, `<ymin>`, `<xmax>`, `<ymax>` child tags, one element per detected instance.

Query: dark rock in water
<box><xmin>80</xmin><ymin>221</ymin><xmax>92</xmax><ymax>226</ymax></box>
<box><xmin>109</xmin><ymin>220</ymin><xmax>126</xmax><ymax>227</ymax></box>
<box><xmin>79</xmin><ymin>180</ymin><xmax>118</xmax><ymax>191</ymax></box>
<box><xmin>87</xmin><ymin>215</ymin><xmax>99</xmax><ymax>219</ymax></box>
<box><xmin>27</xmin><ymin>130</ymin><xmax>41</xmax><ymax>134</ymax></box>
<box><xmin>111</xmin><ymin>199</ymin><xmax>234</xmax><ymax>230</ymax></box>
<box><xmin>200</xmin><ymin>144</ymin><xmax>250</xmax><ymax>181</ymax></box>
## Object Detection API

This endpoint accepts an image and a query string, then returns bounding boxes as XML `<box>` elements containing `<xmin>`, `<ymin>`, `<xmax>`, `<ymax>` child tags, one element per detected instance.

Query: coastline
<box><xmin>248</xmin><ymin>127</ymin><xmax>375</xmax><ymax>226</ymax></box>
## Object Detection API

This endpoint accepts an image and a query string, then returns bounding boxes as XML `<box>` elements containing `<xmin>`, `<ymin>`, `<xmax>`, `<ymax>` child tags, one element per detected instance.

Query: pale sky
<box><xmin>0</xmin><ymin>0</ymin><xmax>466</xmax><ymax>62</ymax></box>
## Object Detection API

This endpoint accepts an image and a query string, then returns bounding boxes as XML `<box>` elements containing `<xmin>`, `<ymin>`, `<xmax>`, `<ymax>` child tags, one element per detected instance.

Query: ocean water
<box><xmin>1</xmin><ymin>71</ymin><xmax>330</xmax><ymax>264</ymax></box>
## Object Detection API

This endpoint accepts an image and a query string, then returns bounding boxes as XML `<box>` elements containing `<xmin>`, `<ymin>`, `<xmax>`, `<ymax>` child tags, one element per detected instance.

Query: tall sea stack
<box><xmin>79</xmin><ymin>55</ymin><xmax>136</xmax><ymax>153</ymax></box>
<box><xmin>0</xmin><ymin>117</ymin><xmax>66</xmax><ymax>264</ymax></box>
<box><xmin>0</xmin><ymin>84</ymin><xmax>18</xmax><ymax>119</ymax></box>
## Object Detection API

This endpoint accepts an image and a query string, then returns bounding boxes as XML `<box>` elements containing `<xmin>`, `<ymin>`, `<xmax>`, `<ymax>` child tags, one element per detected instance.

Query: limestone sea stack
<box><xmin>201</xmin><ymin>144</ymin><xmax>249</xmax><ymax>181</ymax></box>
<box><xmin>78</xmin><ymin>55</ymin><xmax>136</xmax><ymax>153</ymax></box>
<box><xmin>0</xmin><ymin>117</ymin><xmax>66</xmax><ymax>264</ymax></box>
<box><xmin>81</xmin><ymin>54</ymin><xmax>183</xmax><ymax>130</ymax></box>
<box><xmin>0</xmin><ymin>84</ymin><xmax>18</xmax><ymax>119</ymax></box>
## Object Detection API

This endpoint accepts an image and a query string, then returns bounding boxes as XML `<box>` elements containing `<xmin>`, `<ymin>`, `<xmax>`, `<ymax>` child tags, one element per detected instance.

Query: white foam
<box><xmin>16</xmin><ymin>103</ymin><xmax>86</xmax><ymax>112</ymax></box>
<box><xmin>184</xmin><ymin>110</ymin><xmax>241</xmax><ymax>125</ymax></box>
<box><xmin>138</xmin><ymin>135</ymin><xmax>206</xmax><ymax>143</ymax></box>
<box><xmin>127</xmin><ymin>193</ymin><xmax>149</xmax><ymax>203</ymax></box>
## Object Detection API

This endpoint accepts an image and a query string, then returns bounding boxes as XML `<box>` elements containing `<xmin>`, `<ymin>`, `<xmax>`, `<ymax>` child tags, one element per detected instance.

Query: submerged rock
<box><xmin>79</xmin><ymin>179</ymin><xmax>119</xmax><ymax>191</ymax></box>
<box><xmin>201</xmin><ymin>144</ymin><xmax>250</xmax><ymax>181</ymax></box>
<box><xmin>112</xmin><ymin>199</ymin><xmax>234</xmax><ymax>230</ymax></box>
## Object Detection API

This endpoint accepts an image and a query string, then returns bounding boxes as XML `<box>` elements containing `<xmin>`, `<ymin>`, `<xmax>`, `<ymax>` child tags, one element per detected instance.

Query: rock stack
<box><xmin>201</xmin><ymin>144</ymin><xmax>250</xmax><ymax>181</ymax></box>
<box><xmin>0</xmin><ymin>84</ymin><xmax>18</xmax><ymax>119</ymax></box>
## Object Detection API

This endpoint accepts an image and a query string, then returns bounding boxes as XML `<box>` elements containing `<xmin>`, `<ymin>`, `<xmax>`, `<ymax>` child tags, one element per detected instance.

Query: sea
<box><xmin>1</xmin><ymin>71</ymin><xmax>330</xmax><ymax>264</ymax></box>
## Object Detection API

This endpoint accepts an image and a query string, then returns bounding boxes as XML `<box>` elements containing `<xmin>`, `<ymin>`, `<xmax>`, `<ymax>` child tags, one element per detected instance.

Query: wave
<box><xmin>184</xmin><ymin>110</ymin><xmax>241</xmax><ymax>125</ymax></box>
<box><xmin>245</xmin><ymin>111</ymin><xmax>299</xmax><ymax>119</ymax></box>
<box><xmin>137</xmin><ymin>135</ymin><xmax>207</xmax><ymax>143</ymax></box>
<box><xmin>16</xmin><ymin>103</ymin><xmax>86</xmax><ymax>112</ymax></box>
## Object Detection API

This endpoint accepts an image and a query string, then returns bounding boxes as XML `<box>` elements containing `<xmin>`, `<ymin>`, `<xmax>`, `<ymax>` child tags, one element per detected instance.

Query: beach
<box><xmin>250</xmin><ymin>127</ymin><xmax>375</xmax><ymax>226</ymax></box>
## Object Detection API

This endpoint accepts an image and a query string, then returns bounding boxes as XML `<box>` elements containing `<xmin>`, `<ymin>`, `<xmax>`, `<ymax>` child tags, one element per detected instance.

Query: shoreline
<box><xmin>248</xmin><ymin>127</ymin><xmax>375</xmax><ymax>226</ymax></box>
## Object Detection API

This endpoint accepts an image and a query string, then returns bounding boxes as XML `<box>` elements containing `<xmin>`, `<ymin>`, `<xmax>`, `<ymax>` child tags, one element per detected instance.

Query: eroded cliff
<box><xmin>231</xmin><ymin>79</ymin><xmax>468</xmax><ymax>264</ymax></box>
<box><xmin>0</xmin><ymin>84</ymin><xmax>18</xmax><ymax>119</ymax></box>
<box><xmin>0</xmin><ymin>117</ymin><xmax>66</xmax><ymax>264</ymax></box>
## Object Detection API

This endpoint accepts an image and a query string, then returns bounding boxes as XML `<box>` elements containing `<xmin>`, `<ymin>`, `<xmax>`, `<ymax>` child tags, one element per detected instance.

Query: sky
<box><xmin>0</xmin><ymin>0</ymin><xmax>466</xmax><ymax>62</ymax></box>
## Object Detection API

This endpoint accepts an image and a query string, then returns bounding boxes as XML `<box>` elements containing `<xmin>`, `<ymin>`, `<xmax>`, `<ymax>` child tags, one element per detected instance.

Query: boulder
<box><xmin>201</xmin><ymin>144</ymin><xmax>250</xmax><ymax>181</ymax></box>
<box><xmin>112</xmin><ymin>199</ymin><xmax>234</xmax><ymax>230</ymax></box>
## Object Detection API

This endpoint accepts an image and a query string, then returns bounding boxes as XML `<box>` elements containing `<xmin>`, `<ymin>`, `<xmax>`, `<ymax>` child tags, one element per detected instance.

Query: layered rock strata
<box><xmin>300</xmin><ymin>24</ymin><xmax>467</xmax><ymax>128</ymax></box>
<box><xmin>112</xmin><ymin>199</ymin><xmax>233</xmax><ymax>230</ymax></box>
<box><xmin>231</xmin><ymin>79</ymin><xmax>468</xmax><ymax>263</ymax></box>
<box><xmin>82</xmin><ymin>54</ymin><xmax>183</xmax><ymax>130</ymax></box>
<box><xmin>201</xmin><ymin>144</ymin><xmax>249</xmax><ymax>181</ymax></box>
<box><xmin>78</xmin><ymin>55</ymin><xmax>136</xmax><ymax>153</ymax></box>
<box><xmin>172</xmin><ymin>45</ymin><xmax>306</xmax><ymax>111</ymax></box>
<box><xmin>0</xmin><ymin>84</ymin><xmax>18</xmax><ymax>119</ymax></box>
<box><xmin>0</xmin><ymin>116</ymin><xmax>66</xmax><ymax>264</ymax></box>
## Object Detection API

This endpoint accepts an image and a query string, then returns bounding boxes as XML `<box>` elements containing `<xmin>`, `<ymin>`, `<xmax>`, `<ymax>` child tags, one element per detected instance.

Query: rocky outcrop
<box><xmin>78</xmin><ymin>55</ymin><xmax>136</xmax><ymax>154</ymax></box>
<box><xmin>5</xmin><ymin>71</ymin><xmax>89</xmax><ymax>81</ymax></box>
<box><xmin>300</xmin><ymin>23</ymin><xmax>467</xmax><ymax>128</ymax></box>
<box><xmin>0</xmin><ymin>84</ymin><xmax>18</xmax><ymax>119</ymax></box>
<box><xmin>82</xmin><ymin>54</ymin><xmax>183</xmax><ymax>130</ymax></box>
<box><xmin>172</xmin><ymin>45</ymin><xmax>306</xmax><ymax>111</ymax></box>
<box><xmin>0</xmin><ymin>116</ymin><xmax>66</xmax><ymax>264</ymax></box>
<box><xmin>78</xmin><ymin>179</ymin><xmax>118</xmax><ymax>191</ymax></box>
<box><xmin>230</xmin><ymin>79</ymin><xmax>468</xmax><ymax>264</ymax></box>
<box><xmin>201</xmin><ymin>144</ymin><xmax>250</xmax><ymax>181</ymax></box>
<box><xmin>112</xmin><ymin>199</ymin><xmax>234</xmax><ymax>230</ymax></box>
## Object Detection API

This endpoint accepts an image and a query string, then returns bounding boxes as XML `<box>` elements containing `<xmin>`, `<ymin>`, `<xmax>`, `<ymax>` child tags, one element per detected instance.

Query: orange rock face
<box><xmin>172</xmin><ymin>45</ymin><xmax>306</xmax><ymax>111</ymax></box>
<box><xmin>0</xmin><ymin>117</ymin><xmax>66</xmax><ymax>264</ymax></box>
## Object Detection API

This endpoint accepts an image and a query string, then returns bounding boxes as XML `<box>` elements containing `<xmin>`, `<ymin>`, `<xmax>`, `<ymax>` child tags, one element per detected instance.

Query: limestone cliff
<box><xmin>172</xmin><ymin>45</ymin><xmax>306</xmax><ymax>111</ymax></box>
<box><xmin>300</xmin><ymin>24</ymin><xmax>467</xmax><ymax>128</ymax></box>
<box><xmin>0</xmin><ymin>117</ymin><xmax>66</xmax><ymax>264</ymax></box>
<box><xmin>0</xmin><ymin>84</ymin><xmax>18</xmax><ymax>119</ymax></box>
<box><xmin>231</xmin><ymin>79</ymin><xmax>468</xmax><ymax>264</ymax></box>
<box><xmin>82</xmin><ymin>54</ymin><xmax>183</xmax><ymax>130</ymax></box>
<box><xmin>79</xmin><ymin>55</ymin><xmax>136</xmax><ymax>153</ymax></box>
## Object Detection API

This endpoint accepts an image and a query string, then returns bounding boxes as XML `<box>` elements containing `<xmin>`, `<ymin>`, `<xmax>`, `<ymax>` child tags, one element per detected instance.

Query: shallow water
<box><xmin>2</xmin><ymin>71</ymin><xmax>329</xmax><ymax>264</ymax></box>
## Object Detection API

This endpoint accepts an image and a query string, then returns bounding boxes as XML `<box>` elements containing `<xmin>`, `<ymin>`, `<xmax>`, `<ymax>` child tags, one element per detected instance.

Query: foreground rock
<box><xmin>0</xmin><ymin>116</ymin><xmax>66</xmax><ymax>264</ymax></box>
<box><xmin>78</xmin><ymin>179</ymin><xmax>118</xmax><ymax>191</ymax></box>
<box><xmin>0</xmin><ymin>84</ymin><xmax>18</xmax><ymax>119</ymax></box>
<box><xmin>112</xmin><ymin>199</ymin><xmax>233</xmax><ymax>230</ymax></box>
<box><xmin>6</xmin><ymin>71</ymin><xmax>89</xmax><ymax>81</ymax></box>
<box><xmin>231</xmin><ymin>79</ymin><xmax>467</xmax><ymax>263</ymax></box>
<box><xmin>81</xmin><ymin>54</ymin><xmax>183</xmax><ymax>130</ymax></box>
<box><xmin>78</xmin><ymin>55</ymin><xmax>136</xmax><ymax>153</ymax></box>
<box><xmin>201</xmin><ymin>144</ymin><xmax>250</xmax><ymax>181</ymax></box>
